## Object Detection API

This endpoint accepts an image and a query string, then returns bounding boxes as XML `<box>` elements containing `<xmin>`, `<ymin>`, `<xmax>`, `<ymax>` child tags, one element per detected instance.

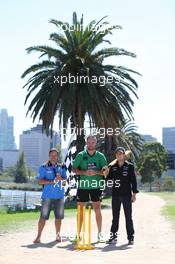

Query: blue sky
<box><xmin>0</xmin><ymin>0</ymin><xmax>175</xmax><ymax>147</ymax></box>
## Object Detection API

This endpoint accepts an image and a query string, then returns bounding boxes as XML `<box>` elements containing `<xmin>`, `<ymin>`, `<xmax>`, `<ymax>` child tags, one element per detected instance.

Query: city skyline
<box><xmin>2</xmin><ymin>107</ymin><xmax>175</xmax><ymax>149</ymax></box>
<box><xmin>0</xmin><ymin>0</ymin><xmax>175</xmax><ymax>146</ymax></box>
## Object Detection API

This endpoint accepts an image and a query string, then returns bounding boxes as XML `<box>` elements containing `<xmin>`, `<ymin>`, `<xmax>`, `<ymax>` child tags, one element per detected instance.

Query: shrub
<box><xmin>161</xmin><ymin>176</ymin><xmax>175</xmax><ymax>191</ymax></box>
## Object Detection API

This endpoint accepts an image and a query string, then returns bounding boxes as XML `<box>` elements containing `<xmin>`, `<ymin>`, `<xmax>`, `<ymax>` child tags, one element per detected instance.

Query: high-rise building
<box><xmin>30</xmin><ymin>124</ymin><xmax>61</xmax><ymax>147</ymax></box>
<box><xmin>162</xmin><ymin>127</ymin><xmax>175</xmax><ymax>153</ymax></box>
<box><xmin>162</xmin><ymin>127</ymin><xmax>175</xmax><ymax>179</ymax></box>
<box><xmin>0</xmin><ymin>109</ymin><xmax>16</xmax><ymax>150</ymax></box>
<box><xmin>19</xmin><ymin>125</ymin><xmax>61</xmax><ymax>171</ymax></box>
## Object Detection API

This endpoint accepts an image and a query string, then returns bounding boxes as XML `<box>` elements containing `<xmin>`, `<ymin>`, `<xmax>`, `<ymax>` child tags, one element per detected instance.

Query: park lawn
<box><xmin>102</xmin><ymin>195</ymin><xmax>112</xmax><ymax>205</ymax></box>
<box><xmin>150</xmin><ymin>192</ymin><xmax>175</xmax><ymax>226</ymax></box>
<box><xmin>0</xmin><ymin>208</ymin><xmax>76</xmax><ymax>234</ymax></box>
<box><xmin>0</xmin><ymin>198</ymin><xmax>111</xmax><ymax>234</ymax></box>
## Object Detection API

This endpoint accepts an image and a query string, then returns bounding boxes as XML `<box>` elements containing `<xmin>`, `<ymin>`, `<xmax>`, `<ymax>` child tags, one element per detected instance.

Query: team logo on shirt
<box><xmin>46</xmin><ymin>169</ymin><xmax>53</xmax><ymax>174</ymax></box>
<box><xmin>123</xmin><ymin>165</ymin><xmax>128</xmax><ymax>176</ymax></box>
<box><xmin>87</xmin><ymin>162</ymin><xmax>97</xmax><ymax>170</ymax></box>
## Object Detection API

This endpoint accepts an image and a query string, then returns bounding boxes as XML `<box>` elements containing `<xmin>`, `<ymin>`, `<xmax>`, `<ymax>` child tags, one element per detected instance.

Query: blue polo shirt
<box><xmin>37</xmin><ymin>161</ymin><xmax>66</xmax><ymax>199</ymax></box>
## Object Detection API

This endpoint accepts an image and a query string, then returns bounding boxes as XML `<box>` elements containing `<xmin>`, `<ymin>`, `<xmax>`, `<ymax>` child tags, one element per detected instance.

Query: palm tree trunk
<box><xmin>76</xmin><ymin>134</ymin><xmax>85</xmax><ymax>152</ymax></box>
<box><xmin>75</xmin><ymin>101</ymin><xmax>85</xmax><ymax>153</ymax></box>
<box><xmin>104</xmin><ymin>135</ymin><xmax>117</xmax><ymax>162</ymax></box>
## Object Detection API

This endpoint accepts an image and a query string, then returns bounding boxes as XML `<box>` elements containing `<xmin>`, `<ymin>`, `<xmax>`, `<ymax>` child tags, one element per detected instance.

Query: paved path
<box><xmin>0</xmin><ymin>193</ymin><xmax>175</xmax><ymax>264</ymax></box>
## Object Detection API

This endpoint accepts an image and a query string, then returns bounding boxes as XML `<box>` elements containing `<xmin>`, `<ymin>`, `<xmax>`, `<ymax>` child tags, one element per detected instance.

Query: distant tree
<box><xmin>7</xmin><ymin>166</ymin><xmax>16</xmax><ymax>177</ymax></box>
<box><xmin>137</xmin><ymin>142</ymin><xmax>168</xmax><ymax>191</ymax></box>
<box><xmin>162</xmin><ymin>176</ymin><xmax>175</xmax><ymax>192</ymax></box>
<box><xmin>0</xmin><ymin>166</ymin><xmax>16</xmax><ymax>179</ymax></box>
<box><xmin>27</xmin><ymin>167</ymin><xmax>36</xmax><ymax>179</ymax></box>
<box><xmin>14</xmin><ymin>152</ymin><xmax>28</xmax><ymax>183</ymax></box>
<box><xmin>138</xmin><ymin>153</ymin><xmax>162</xmax><ymax>191</ymax></box>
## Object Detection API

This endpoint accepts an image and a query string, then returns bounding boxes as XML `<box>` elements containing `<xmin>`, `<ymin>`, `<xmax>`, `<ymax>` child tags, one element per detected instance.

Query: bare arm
<box><xmin>72</xmin><ymin>168</ymin><xmax>89</xmax><ymax>176</ymax></box>
<box><xmin>38</xmin><ymin>179</ymin><xmax>54</xmax><ymax>185</ymax></box>
<box><xmin>130</xmin><ymin>166</ymin><xmax>139</xmax><ymax>202</ymax></box>
<box><xmin>38</xmin><ymin>174</ymin><xmax>62</xmax><ymax>185</ymax></box>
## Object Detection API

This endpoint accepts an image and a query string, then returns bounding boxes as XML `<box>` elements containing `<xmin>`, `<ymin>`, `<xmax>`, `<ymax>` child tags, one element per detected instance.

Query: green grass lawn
<box><xmin>0</xmin><ymin>208</ymin><xmax>76</xmax><ymax>234</ymax></box>
<box><xmin>0</xmin><ymin>197</ymin><xmax>111</xmax><ymax>234</ymax></box>
<box><xmin>102</xmin><ymin>195</ymin><xmax>112</xmax><ymax>205</ymax></box>
<box><xmin>0</xmin><ymin>210</ymin><xmax>41</xmax><ymax>233</ymax></box>
<box><xmin>149</xmin><ymin>192</ymin><xmax>175</xmax><ymax>226</ymax></box>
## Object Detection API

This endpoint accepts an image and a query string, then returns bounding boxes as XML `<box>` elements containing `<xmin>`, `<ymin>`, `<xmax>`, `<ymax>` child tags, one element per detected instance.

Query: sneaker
<box><xmin>97</xmin><ymin>233</ymin><xmax>106</xmax><ymax>243</ymax></box>
<box><xmin>56</xmin><ymin>234</ymin><xmax>62</xmax><ymax>242</ymax></box>
<box><xmin>128</xmin><ymin>239</ymin><xmax>134</xmax><ymax>245</ymax></box>
<box><xmin>69</xmin><ymin>234</ymin><xmax>81</xmax><ymax>243</ymax></box>
<box><xmin>106</xmin><ymin>236</ymin><xmax>117</xmax><ymax>244</ymax></box>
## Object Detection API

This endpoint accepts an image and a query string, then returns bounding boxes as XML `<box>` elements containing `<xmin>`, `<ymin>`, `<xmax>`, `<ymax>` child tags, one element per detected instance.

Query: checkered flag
<box><xmin>64</xmin><ymin>147</ymin><xmax>75</xmax><ymax>179</ymax></box>
<box><xmin>64</xmin><ymin>142</ymin><xmax>77</xmax><ymax>195</ymax></box>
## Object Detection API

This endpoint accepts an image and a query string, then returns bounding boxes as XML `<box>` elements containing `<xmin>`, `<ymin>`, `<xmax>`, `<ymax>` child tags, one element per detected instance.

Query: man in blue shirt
<box><xmin>33</xmin><ymin>148</ymin><xmax>66</xmax><ymax>243</ymax></box>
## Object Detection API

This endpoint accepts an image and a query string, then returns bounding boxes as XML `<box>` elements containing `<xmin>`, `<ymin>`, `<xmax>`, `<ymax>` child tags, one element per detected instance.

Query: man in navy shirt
<box><xmin>33</xmin><ymin>148</ymin><xmax>66</xmax><ymax>243</ymax></box>
<box><xmin>106</xmin><ymin>147</ymin><xmax>139</xmax><ymax>245</ymax></box>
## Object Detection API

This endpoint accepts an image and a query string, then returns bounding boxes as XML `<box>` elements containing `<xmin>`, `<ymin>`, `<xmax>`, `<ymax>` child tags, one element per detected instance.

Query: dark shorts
<box><xmin>40</xmin><ymin>198</ymin><xmax>64</xmax><ymax>220</ymax></box>
<box><xmin>76</xmin><ymin>189</ymin><xmax>102</xmax><ymax>202</ymax></box>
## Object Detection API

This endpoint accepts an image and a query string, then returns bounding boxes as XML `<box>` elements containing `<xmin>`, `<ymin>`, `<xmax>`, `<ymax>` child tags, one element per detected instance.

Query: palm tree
<box><xmin>116</xmin><ymin>119</ymin><xmax>144</xmax><ymax>159</ymax></box>
<box><xmin>21</xmin><ymin>12</ymin><xmax>140</xmax><ymax>152</ymax></box>
<box><xmin>97</xmin><ymin>119</ymin><xmax>144</xmax><ymax>162</ymax></box>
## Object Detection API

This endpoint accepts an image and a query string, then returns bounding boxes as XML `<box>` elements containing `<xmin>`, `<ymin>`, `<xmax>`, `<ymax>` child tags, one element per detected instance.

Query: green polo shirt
<box><xmin>72</xmin><ymin>149</ymin><xmax>107</xmax><ymax>189</ymax></box>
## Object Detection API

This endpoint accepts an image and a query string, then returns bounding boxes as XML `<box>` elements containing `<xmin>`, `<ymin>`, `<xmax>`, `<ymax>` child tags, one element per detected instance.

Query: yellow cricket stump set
<box><xmin>74</xmin><ymin>205</ymin><xmax>95</xmax><ymax>250</ymax></box>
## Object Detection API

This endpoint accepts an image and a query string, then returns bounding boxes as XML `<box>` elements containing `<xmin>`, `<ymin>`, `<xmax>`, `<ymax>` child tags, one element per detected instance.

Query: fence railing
<box><xmin>0</xmin><ymin>191</ymin><xmax>41</xmax><ymax>209</ymax></box>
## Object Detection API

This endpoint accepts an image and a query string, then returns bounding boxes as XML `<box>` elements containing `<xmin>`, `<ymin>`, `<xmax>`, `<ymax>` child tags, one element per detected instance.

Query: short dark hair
<box><xmin>49</xmin><ymin>148</ymin><xmax>58</xmax><ymax>155</ymax></box>
<box><xmin>86</xmin><ymin>135</ymin><xmax>97</xmax><ymax>142</ymax></box>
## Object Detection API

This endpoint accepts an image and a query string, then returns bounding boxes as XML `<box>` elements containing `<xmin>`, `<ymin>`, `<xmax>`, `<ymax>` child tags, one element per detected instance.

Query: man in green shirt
<box><xmin>72</xmin><ymin>135</ymin><xmax>108</xmax><ymax>242</ymax></box>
